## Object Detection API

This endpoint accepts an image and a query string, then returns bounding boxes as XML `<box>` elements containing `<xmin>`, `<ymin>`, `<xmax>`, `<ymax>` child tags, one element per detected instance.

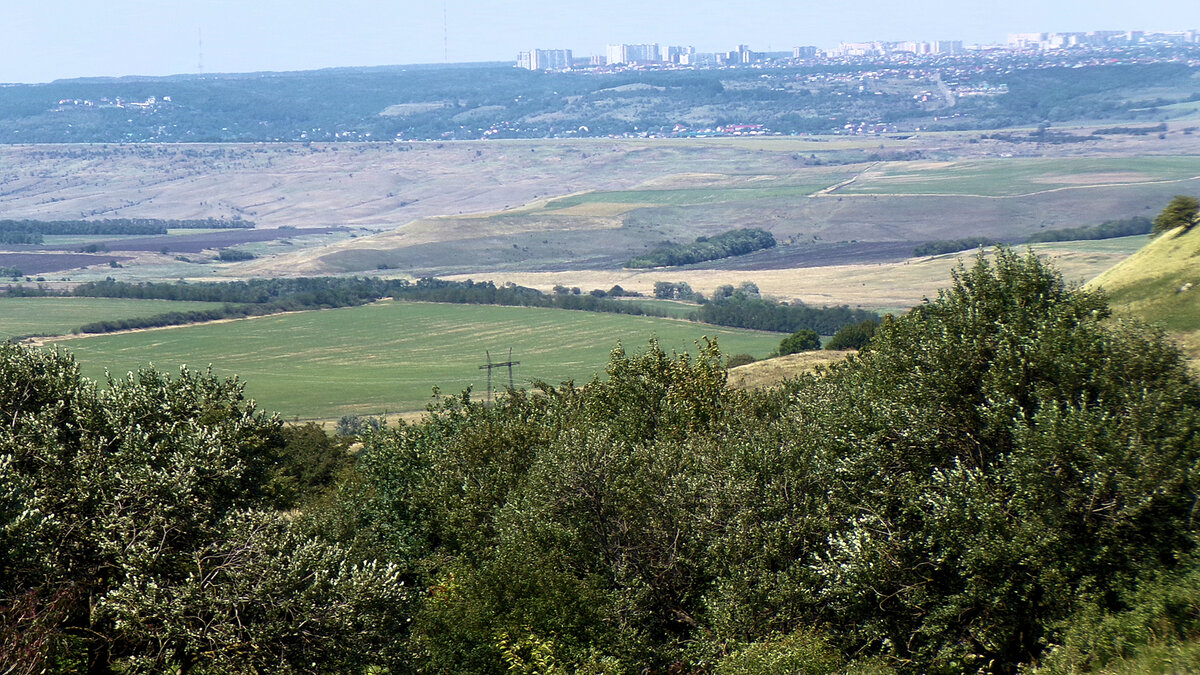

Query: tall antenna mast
<box><xmin>442</xmin><ymin>1</ymin><xmax>449</xmax><ymax>62</ymax></box>
<box><xmin>197</xmin><ymin>28</ymin><xmax>204</xmax><ymax>73</ymax></box>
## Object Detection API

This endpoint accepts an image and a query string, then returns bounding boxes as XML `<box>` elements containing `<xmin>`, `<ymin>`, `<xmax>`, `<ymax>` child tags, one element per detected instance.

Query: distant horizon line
<box><xmin>5</xmin><ymin>29</ymin><xmax>1197</xmax><ymax>86</ymax></box>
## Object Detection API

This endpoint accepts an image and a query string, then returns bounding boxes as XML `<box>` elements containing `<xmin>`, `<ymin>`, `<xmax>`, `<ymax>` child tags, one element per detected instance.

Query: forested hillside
<box><xmin>3</xmin><ymin>249</ymin><xmax>1199</xmax><ymax>673</ymax></box>
<box><xmin>0</xmin><ymin>59</ymin><xmax>1195</xmax><ymax>142</ymax></box>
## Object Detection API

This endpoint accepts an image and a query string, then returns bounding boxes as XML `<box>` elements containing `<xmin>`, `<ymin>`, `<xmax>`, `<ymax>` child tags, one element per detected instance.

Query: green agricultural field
<box><xmin>838</xmin><ymin>156</ymin><xmax>1200</xmax><ymax>197</ymax></box>
<box><xmin>50</xmin><ymin>301</ymin><xmax>784</xmax><ymax>420</ymax></box>
<box><xmin>0</xmin><ymin>297</ymin><xmax>229</xmax><ymax>339</ymax></box>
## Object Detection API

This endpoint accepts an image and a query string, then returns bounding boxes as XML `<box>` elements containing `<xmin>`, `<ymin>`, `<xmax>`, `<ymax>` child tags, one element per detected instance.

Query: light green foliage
<box><xmin>1152</xmin><ymin>194</ymin><xmax>1199</xmax><ymax>235</ymax></box>
<box><xmin>713</xmin><ymin>629</ymin><xmax>844</xmax><ymax>675</ymax></box>
<box><xmin>1031</xmin><ymin>560</ymin><xmax>1200</xmax><ymax>673</ymax></box>
<box><xmin>778</xmin><ymin>328</ymin><xmax>821</xmax><ymax>355</ymax></box>
<box><xmin>0</xmin><ymin>345</ymin><xmax>408</xmax><ymax>674</ymax></box>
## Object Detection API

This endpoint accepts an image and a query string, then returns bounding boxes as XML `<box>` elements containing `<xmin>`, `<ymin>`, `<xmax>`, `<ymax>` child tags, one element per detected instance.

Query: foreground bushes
<box><xmin>322</xmin><ymin>249</ymin><xmax>1200</xmax><ymax>672</ymax></box>
<box><xmin>4</xmin><ymin>248</ymin><xmax>1199</xmax><ymax>672</ymax></box>
<box><xmin>0</xmin><ymin>350</ymin><xmax>409</xmax><ymax>674</ymax></box>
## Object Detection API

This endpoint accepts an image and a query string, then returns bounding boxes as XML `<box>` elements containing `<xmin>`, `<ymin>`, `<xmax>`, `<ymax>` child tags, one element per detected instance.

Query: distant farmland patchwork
<box><xmin>50</xmin><ymin>301</ymin><xmax>784</xmax><ymax>419</ymax></box>
<box><xmin>251</xmin><ymin>152</ymin><xmax>1200</xmax><ymax>278</ymax></box>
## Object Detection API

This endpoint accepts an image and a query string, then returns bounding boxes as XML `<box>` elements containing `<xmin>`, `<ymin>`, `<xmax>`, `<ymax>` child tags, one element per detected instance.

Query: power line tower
<box><xmin>478</xmin><ymin>348</ymin><xmax>518</xmax><ymax>404</ymax></box>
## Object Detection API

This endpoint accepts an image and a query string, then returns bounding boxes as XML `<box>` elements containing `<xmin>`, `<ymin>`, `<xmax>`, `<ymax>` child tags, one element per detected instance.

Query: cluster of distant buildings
<box><xmin>516</xmin><ymin>29</ymin><xmax>1200</xmax><ymax>71</ymax></box>
<box><xmin>517</xmin><ymin>44</ymin><xmax>782</xmax><ymax>70</ymax></box>
<box><xmin>1006</xmin><ymin>30</ymin><xmax>1199</xmax><ymax>50</ymax></box>
<box><xmin>54</xmin><ymin>96</ymin><xmax>172</xmax><ymax>110</ymax></box>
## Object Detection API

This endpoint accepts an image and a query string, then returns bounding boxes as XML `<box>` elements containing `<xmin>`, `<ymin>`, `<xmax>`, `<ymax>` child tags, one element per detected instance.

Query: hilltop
<box><xmin>1087</xmin><ymin>222</ymin><xmax>1200</xmax><ymax>362</ymax></box>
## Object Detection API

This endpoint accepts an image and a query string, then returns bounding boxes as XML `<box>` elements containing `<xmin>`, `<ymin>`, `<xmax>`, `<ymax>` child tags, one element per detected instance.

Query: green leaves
<box><xmin>0</xmin><ymin>346</ymin><xmax>407</xmax><ymax>674</ymax></box>
<box><xmin>1152</xmin><ymin>195</ymin><xmax>1200</xmax><ymax>235</ymax></box>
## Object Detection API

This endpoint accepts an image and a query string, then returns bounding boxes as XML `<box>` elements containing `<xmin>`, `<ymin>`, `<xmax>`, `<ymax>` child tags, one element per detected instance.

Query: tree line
<box><xmin>1025</xmin><ymin>216</ymin><xmax>1152</xmax><ymax>242</ymax></box>
<box><xmin>914</xmin><ymin>215</ymin><xmax>1158</xmax><ymax>256</ymax></box>
<box><xmin>693</xmin><ymin>293</ymin><xmax>876</xmax><ymax>334</ymax></box>
<box><xmin>627</xmin><ymin>228</ymin><xmax>776</xmax><ymax>268</ymax></box>
<box><xmin>0</xmin><ymin>218</ymin><xmax>253</xmax><ymax>237</ymax></box>
<box><xmin>12</xmin><ymin>276</ymin><xmax>874</xmax><ymax>337</ymax></box>
<box><xmin>5</xmin><ymin>249</ymin><xmax>1199</xmax><ymax>673</ymax></box>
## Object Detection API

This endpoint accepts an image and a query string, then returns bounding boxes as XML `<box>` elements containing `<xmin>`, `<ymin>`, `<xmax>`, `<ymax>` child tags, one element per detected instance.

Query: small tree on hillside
<box><xmin>1152</xmin><ymin>195</ymin><xmax>1200</xmax><ymax>235</ymax></box>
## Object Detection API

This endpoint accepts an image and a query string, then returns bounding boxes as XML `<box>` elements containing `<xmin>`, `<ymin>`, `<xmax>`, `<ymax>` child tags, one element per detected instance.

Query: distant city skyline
<box><xmin>2</xmin><ymin>0</ymin><xmax>1199</xmax><ymax>83</ymax></box>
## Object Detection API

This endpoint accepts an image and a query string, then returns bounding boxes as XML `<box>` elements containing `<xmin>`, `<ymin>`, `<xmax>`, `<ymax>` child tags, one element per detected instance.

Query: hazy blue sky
<box><xmin>2</xmin><ymin>0</ymin><xmax>1198</xmax><ymax>83</ymax></box>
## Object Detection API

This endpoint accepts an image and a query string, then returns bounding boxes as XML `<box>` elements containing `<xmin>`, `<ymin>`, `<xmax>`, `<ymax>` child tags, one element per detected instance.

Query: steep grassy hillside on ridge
<box><xmin>1087</xmin><ymin>224</ymin><xmax>1200</xmax><ymax>361</ymax></box>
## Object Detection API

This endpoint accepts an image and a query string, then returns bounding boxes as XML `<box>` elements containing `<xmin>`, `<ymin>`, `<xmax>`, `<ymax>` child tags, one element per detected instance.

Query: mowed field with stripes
<box><xmin>47</xmin><ymin>300</ymin><xmax>784</xmax><ymax>419</ymax></box>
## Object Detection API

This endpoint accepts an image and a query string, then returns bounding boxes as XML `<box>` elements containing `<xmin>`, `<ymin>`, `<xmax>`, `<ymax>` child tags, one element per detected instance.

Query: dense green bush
<box><xmin>824</xmin><ymin>318</ymin><xmax>879</xmax><ymax>350</ymax></box>
<box><xmin>778</xmin><ymin>328</ymin><xmax>820</xmax><ymax>354</ymax></box>
<box><xmin>913</xmin><ymin>236</ymin><xmax>999</xmax><ymax>256</ymax></box>
<box><xmin>628</xmin><ymin>228</ymin><xmax>776</xmax><ymax>268</ymax></box>
<box><xmin>7</xmin><ymin>247</ymin><xmax>1199</xmax><ymax>673</ymax></box>
<box><xmin>0</xmin><ymin>347</ymin><xmax>408</xmax><ymax>673</ymax></box>
<box><xmin>322</xmin><ymin>248</ymin><xmax>1200</xmax><ymax>673</ymax></box>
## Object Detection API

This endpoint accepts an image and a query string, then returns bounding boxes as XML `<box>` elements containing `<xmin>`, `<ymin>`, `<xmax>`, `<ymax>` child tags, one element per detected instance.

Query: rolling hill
<box><xmin>1087</xmin><ymin>223</ymin><xmax>1200</xmax><ymax>363</ymax></box>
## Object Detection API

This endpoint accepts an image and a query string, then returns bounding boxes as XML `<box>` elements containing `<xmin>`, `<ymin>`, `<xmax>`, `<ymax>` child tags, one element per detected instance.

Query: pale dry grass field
<box><xmin>726</xmin><ymin>350</ymin><xmax>856</xmax><ymax>389</ymax></box>
<box><xmin>442</xmin><ymin>240</ymin><xmax>1140</xmax><ymax>311</ymax></box>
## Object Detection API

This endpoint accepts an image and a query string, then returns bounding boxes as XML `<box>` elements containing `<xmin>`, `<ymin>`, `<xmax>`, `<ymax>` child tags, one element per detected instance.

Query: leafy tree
<box><xmin>789</xmin><ymin>248</ymin><xmax>1200</xmax><ymax>669</ymax></box>
<box><xmin>1152</xmin><ymin>195</ymin><xmax>1200</xmax><ymax>235</ymax></box>
<box><xmin>329</xmin><ymin>248</ymin><xmax>1200</xmax><ymax>673</ymax></box>
<box><xmin>778</xmin><ymin>329</ymin><xmax>821</xmax><ymax>355</ymax></box>
<box><xmin>0</xmin><ymin>345</ymin><xmax>408</xmax><ymax>674</ymax></box>
<box><xmin>824</xmin><ymin>318</ymin><xmax>879</xmax><ymax>350</ymax></box>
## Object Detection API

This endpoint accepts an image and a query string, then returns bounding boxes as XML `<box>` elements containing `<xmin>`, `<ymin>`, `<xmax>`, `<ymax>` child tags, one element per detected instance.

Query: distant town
<box><xmin>517</xmin><ymin>29</ymin><xmax>1200</xmax><ymax>71</ymax></box>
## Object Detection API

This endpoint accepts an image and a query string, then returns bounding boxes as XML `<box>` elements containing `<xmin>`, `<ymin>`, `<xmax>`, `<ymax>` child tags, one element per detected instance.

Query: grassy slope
<box><xmin>49</xmin><ymin>301</ymin><xmax>783</xmax><ymax>420</ymax></box>
<box><xmin>1087</xmin><ymin>225</ymin><xmax>1200</xmax><ymax>362</ymax></box>
<box><xmin>727</xmin><ymin>350</ymin><xmax>856</xmax><ymax>390</ymax></box>
<box><xmin>0</xmin><ymin>297</ymin><xmax>229</xmax><ymax>339</ymax></box>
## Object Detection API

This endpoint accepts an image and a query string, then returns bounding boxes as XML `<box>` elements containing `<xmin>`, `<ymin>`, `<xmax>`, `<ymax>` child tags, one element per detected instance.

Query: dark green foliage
<box><xmin>1034</xmin><ymin>559</ymin><xmax>1200</xmax><ymax>672</ymax></box>
<box><xmin>1025</xmin><ymin>216</ymin><xmax>1152</xmax><ymax>242</ymax></box>
<box><xmin>0</xmin><ymin>218</ymin><xmax>251</xmax><ymax>236</ymax></box>
<box><xmin>0</xmin><ymin>231</ymin><xmax>42</xmax><ymax>245</ymax></box>
<box><xmin>7</xmin><ymin>247</ymin><xmax>1200</xmax><ymax>673</ymax></box>
<box><xmin>62</xmin><ymin>277</ymin><xmax>670</xmax><ymax>335</ymax></box>
<box><xmin>913</xmin><ymin>236</ymin><xmax>1000</xmax><ymax>256</ymax></box>
<box><xmin>1152</xmin><ymin>195</ymin><xmax>1200</xmax><ymax>235</ymax></box>
<box><xmin>778</xmin><ymin>329</ymin><xmax>820</xmax><ymax>355</ymax></box>
<box><xmin>694</xmin><ymin>294</ymin><xmax>877</xmax><ymax>334</ymax></box>
<box><xmin>267</xmin><ymin>423</ymin><xmax>355</xmax><ymax>509</ymax></box>
<box><xmin>628</xmin><ymin>228</ymin><xmax>776</xmax><ymax>268</ymax></box>
<box><xmin>0</xmin><ymin>345</ymin><xmax>408</xmax><ymax>673</ymax></box>
<box><xmin>322</xmin><ymin>248</ymin><xmax>1200</xmax><ymax>673</ymax></box>
<box><xmin>216</xmin><ymin>248</ymin><xmax>255</xmax><ymax>261</ymax></box>
<box><xmin>1092</xmin><ymin>123</ymin><xmax>1167</xmax><ymax>135</ymax></box>
<box><xmin>787</xmin><ymin>249</ymin><xmax>1200</xmax><ymax>669</ymax></box>
<box><xmin>725</xmin><ymin>353</ymin><xmax>757</xmax><ymax>368</ymax></box>
<box><xmin>653</xmin><ymin>280</ymin><xmax>696</xmax><ymax>300</ymax></box>
<box><xmin>825</xmin><ymin>318</ymin><xmax>879</xmax><ymax>350</ymax></box>
<box><xmin>0</xmin><ymin>266</ymin><xmax>21</xmax><ymax>277</ymax></box>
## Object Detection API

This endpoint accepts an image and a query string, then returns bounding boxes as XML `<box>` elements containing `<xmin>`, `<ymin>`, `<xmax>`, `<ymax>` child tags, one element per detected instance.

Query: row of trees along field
<box><xmin>5</xmin><ymin>249</ymin><xmax>1199</xmax><ymax>673</ymax></box>
<box><xmin>913</xmin><ymin>217</ymin><xmax>1157</xmax><ymax>256</ymax></box>
<box><xmin>5</xmin><ymin>276</ymin><xmax>873</xmax><ymax>337</ymax></box>
<box><xmin>0</xmin><ymin>219</ymin><xmax>253</xmax><ymax>246</ymax></box>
